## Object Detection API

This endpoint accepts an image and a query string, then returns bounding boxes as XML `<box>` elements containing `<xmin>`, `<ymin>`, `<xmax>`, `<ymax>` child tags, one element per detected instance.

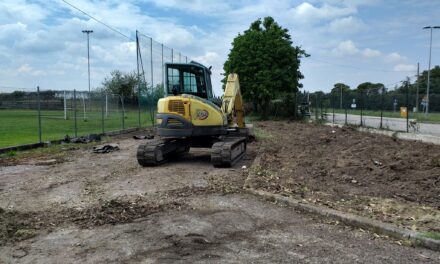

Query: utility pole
<box><xmin>416</xmin><ymin>62</ymin><xmax>419</xmax><ymax>113</ymax></box>
<box><xmin>423</xmin><ymin>26</ymin><xmax>440</xmax><ymax>116</ymax></box>
<box><xmin>82</xmin><ymin>30</ymin><xmax>93</xmax><ymax>94</ymax></box>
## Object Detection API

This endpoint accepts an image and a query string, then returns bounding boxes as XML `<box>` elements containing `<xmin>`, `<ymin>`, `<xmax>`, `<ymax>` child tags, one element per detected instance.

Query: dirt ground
<box><xmin>246</xmin><ymin>121</ymin><xmax>440</xmax><ymax>233</ymax></box>
<box><xmin>1</xmin><ymin>129</ymin><xmax>440</xmax><ymax>263</ymax></box>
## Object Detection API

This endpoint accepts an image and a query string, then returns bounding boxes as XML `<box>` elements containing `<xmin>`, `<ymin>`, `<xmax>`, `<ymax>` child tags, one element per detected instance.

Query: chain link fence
<box><xmin>0</xmin><ymin>88</ymin><xmax>153</xmax><ymax>148</ymax></box>
<box><xmin>0</xmin><ymin>28</ymin><xmax>191</xmax><ymax>149</ymax></box>
<box><xmin>309</xmin><ymin>89</ymin><xmax>440</xmax><ymax>136</ymax></box>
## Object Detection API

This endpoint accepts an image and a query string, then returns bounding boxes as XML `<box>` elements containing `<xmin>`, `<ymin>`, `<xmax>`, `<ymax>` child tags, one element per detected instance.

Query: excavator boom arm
<box><xmin>222</xmin><ymin>73</ymin><xmax>245</xmax><ymax>128</ymax></box>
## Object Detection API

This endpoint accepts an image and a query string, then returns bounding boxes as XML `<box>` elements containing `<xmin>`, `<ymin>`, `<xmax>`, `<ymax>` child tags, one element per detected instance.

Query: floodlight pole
<box><xmin>82</xmin><ymin>29</ymin><xmax>93</xmax><ymax>97</ymax></box>
<box><xmin>423</xmin><ymin>26</ymin><xmax>440</xmax><ymax>116</ymax></box>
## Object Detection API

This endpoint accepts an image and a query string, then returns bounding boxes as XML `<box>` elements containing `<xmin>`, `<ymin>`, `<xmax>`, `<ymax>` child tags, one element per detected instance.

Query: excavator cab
<box><xmin>165</xmin><ymin>62</ymin><xmax>213</xmax><ymax>100</ymax></box>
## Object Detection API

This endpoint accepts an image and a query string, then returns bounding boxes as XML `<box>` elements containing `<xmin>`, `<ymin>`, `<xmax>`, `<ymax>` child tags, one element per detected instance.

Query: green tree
<box><xmin>330</xmin><ymin>83</ymin><xmax>350</xmax><ymax>108</ymax></box>
<box><xmin>101</xmin><ymin>70</ymin><xmax>138</xmax><ymax>98</ymax></box>
<box><xmin>356</xmin><ymin>82</ymin><xmax>384</xmax><ymax>95</ymax></box>
<box><xmin>223</xmin><ymin>16</ymin><xmax>308</xmax><ymax>114</ymax></box>
<box><xmin>413</xmin><ymin>65</ymin><xmax>440</xmax><ymax>94</ymax></box>
<box><xmin>331</xmin><ymin>83</ymin><xmax>350</xmax><ymax>94</ymax></box>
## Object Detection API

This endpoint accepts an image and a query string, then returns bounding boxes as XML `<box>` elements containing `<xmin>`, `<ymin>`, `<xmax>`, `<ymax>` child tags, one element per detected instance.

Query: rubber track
<box><xmin>137</xmin><ymin>140</ymin><xmax>165</xmax><ymax>166</ymax></box>
<box><xmin>211</xmin><ymin>137</ymin><xmax>246</xmax><ymax>167</ymax></box>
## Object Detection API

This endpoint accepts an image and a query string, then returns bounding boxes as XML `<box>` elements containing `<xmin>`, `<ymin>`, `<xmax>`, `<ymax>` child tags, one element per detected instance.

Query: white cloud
<box><xmin>142</xmin><ymin>0</ymin><xmax>231</xmax><ymax>14</ymax></box>
<box><xmin>393</xmin><ymin>63</ymin><xmax>416</xmax><ymax>72</ymax></box>
<box><xmin>385</xmin><ymin>52</ymin><xmax>407</xmax><ymax>63</ymax></box>
<box><xmin>362</xmin><ymin>48</ymin><xmax>381</xmax><ymax>58</ymax></box>
<box><xmin>192</xmin><ymin>51</ymin><xmax>220</xmax><ymax>66</ymax></box>
<box><xmin>17</xmin><ymin>64</ymin><xmax>44</xmax><ymax>76</ymax></box>
<box><xmin>332</xmin><ymin>40</ymin><xmax>382</xmax><ymax>59</ymax></box>
<box><xmin>328</xmin><ymin>16</ymin><xmax>367</xmax><ymax>33</ymax></box>
<box><xmin>292</xmin><ymin>2</ymin><xmax>356</xmax><ymax>23</ymax></box>
<box><xmin>0</xmin><ymin>0</ymin><xmax>48</xmax><ymax>24</ymax></box>
<box><xmin>332</xmin><ymin>40</ymin><xmax>359</xmax><ymax>55</ymax></box>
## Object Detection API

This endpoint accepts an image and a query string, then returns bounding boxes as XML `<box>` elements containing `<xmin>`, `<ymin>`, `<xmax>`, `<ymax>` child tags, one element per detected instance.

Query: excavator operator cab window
<box><xmin>166</xmin><ymin>63</ymin><xmax>213</xmax><ymax>99</ymax></box>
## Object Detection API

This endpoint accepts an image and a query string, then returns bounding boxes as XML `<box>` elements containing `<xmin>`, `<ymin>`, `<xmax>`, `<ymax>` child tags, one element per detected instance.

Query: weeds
<box><xmin>6</xmin><ymin>150</ymin><xmax>16</xmax><ymax>157</ymax></box>
<box><xmin>421</xmin><ymin>231</ymin><xmax>440</xmax><ymax>240</ymax></box>
<box><xmin>253</xmin><ymin>126</ymin><xmax>273</xmax><ymax>140</ymax></box>
<box><xmin>431</xmin><ymin>158</ymin><xmax>440</xmax><ymax>167</ymax></box>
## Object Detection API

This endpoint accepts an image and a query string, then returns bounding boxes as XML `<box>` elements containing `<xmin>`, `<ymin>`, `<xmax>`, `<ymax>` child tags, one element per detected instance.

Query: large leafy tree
<box><xmin>223</xmin><ymin>17</ymin><xmax>308</xmax><ymax>112</ymax></box>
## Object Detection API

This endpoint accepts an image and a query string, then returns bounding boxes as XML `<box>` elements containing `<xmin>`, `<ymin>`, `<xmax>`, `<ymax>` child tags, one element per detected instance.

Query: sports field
<box><xmin>0</xmin><ymin>109</ymin><xmax>154</xmax><ymax>148</ymax></box>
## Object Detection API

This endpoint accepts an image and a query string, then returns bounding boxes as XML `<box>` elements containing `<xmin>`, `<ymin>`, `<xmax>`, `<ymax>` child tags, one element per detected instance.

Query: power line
<box><xmin>0</xmin><ymin>85</ymin><xmax>36</xmax><ymax>90</ymax></box>
<box><xmin>61</xmin><ymin>1</ymin><xmax>191</xmax><ymax>61</ymax></box>
<box><xmin>61</xmin><ymin>0</ymin><xmax>132</xmax><ymax>41</ymax></box>
<box><xmin>307</xmin><ymin>57</ymin><xmax>417</xmax><ymax>73</ymax></box>
<box><xmin>137</xmin><ymin>32</ymin><xmax>189</xmax><ymax>60</ymax></box>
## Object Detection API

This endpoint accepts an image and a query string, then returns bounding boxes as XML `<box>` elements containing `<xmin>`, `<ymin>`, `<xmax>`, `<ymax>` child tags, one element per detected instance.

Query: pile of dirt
<box><xmin>246</xmin><ymin>121</ymin><xmax>440</xmax><ymax>232</ymax></box>
<box><xmin>70</xmin><ymin>198</ymin><xmax>185</xmax><ymax>227</ymax></box>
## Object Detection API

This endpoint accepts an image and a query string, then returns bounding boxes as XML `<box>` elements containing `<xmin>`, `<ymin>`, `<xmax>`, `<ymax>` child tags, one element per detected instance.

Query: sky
<box><xmin>0</xmin><ymin>0</ymin><xmax>439</xmax><ymax>95</ymax></box>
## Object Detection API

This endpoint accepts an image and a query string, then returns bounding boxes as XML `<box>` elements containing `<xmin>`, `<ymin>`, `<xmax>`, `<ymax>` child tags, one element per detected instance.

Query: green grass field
<box><xmin>329</xmin><ymin>109</ymin><xmax>440</xmax><ymax>123</ymax></box>
<box><xmin>0</xmin><ymin>109</ymin><xmax>154</xmax><ymax>148</ymax></box>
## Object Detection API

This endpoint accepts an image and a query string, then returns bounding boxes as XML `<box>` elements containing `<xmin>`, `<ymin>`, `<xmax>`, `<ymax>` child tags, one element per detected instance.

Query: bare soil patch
<box><xmin>246</xmin><ymin>121</ymin><xmax>440</xmax><ymax>233</ymax></box>
<box><xmin>1</xmin><ymin>128</ymin><xmax>440</xmax><ymax>262</ymax></box>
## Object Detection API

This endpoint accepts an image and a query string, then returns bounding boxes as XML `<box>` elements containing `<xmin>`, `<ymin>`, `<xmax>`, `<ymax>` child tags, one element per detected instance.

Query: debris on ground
<box><xmin>373</xmin><ymin>160</ymin><xmax>382</xmax><ymax>166</ymax></box>
<box><xmin>133</xmin><ymin>135</ymin><xmax>154</xmax><ymax>140</ymax></box>
<box><xmin>93</xmin><ymin>144</ymin><xmax>120</xmax><ymax>154</ymax></box>
<box><xmin>247</xmin><ymin>121</ymin><xmax>440</xmax><ymax>233</ymax></box>
<box><xmin>34</xmin><ymin>159</ymin><xmax>58</xmax><ymax>166</ymax></box>
<box><xmin>12</xmin><ymin>248</ymin><xmax>28</xmax><ymax>259</ymax></box>
<box><xmin>64</xmin><ymin>134</ymin><xmax>101</xmax><ymax>144</ymax></box>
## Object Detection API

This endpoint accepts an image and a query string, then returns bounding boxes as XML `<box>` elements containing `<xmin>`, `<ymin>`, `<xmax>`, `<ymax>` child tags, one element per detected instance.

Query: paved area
<box><xmin>330</xmin><ymin>113</ymin><xmax>440</xmax><ymax>136</ymax></box>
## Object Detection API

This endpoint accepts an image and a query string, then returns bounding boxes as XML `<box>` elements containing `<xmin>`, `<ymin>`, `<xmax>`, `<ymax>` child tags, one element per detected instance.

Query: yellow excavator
<box><xmin>137</xmin><ymin>61</ymin><xmax>251</xmax><ymax>167</ymax></box>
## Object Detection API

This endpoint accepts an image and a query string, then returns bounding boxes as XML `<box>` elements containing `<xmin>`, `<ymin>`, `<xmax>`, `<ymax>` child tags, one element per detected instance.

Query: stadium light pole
<box><xmin>82</xmin><ymin>30</ymin><xmax>93</xmax><ymax>94</ymax></box>
<box><xmin>423</xmin><ymin>26</ymin><xmax>440</xmax><ymax>116</ymax></box>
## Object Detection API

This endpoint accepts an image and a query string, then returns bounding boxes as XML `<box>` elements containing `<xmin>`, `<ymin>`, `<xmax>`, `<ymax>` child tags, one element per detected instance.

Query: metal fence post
<box><xmin>342</xmin><ymin>90</ymin><xmax>347</xmax><ymax>125</ymax></box>
<box><xmin>150</xmin><ymin>37</ymin><xmax>154</xmax><ymax>90</ymax></box>
<box><xmin>360</xmin><ymin>91</ymin><xmax>363</xmax><ymax>126</ymax></box>
<box><xmin>345</xmin><ymin>104</ymin><xmax>348</xmax><ymax>125</ymax></box>
<box><xmin>380</xmin><ymin>86</ymin><xmax>384</xmax><ymax>129</ymax></box>
<box><xmin>320</xmin><ymin>98</ymin><xmax>323</xmax><ymax>120</ymax></box>
<box><xmin>63</xmin><ymin>90</ymin><xmax>67</xmax><ymax>120</ymax></box>
<box><xmin>37</xmin><ymin>86</ymin><xmax>42</xmax><ymax>143</ymax></box>
<box><xmin>105</xmin><ymin>93</ymin><xmax>108</xmax><ymax>118</ymax></box>
<box><xmin>161</xmin><ymin>43</ymin><xmax>164</xmax><ymax>86</ymax></box>
<box><xmin>136</xmin><ymin>30</ymin><xmax>141</xmax><ymax>128</ymax></box>
<box><xmin>73</xmin><ymin>89</ymin><xmax>77</xmax><ymax>137</ymax></box>
<box><xmin>101</xmin><ymin>92</ymin><xmax>105</xmax><ymax>134</ymax></box>
<box><xmin>332</xmin><ymin>95</ymin><xmax>335</xmax><ymax>124</ymax></box>
<box><xmin>406</xmin><ymin>79</ymin><xmax>409</xmax><ymax>133</ymax></box>
<box><xmin>121</xmin><ymin>95</ymin><xmax>125</xmax><ymax>130</ymax></box>
<box><xmin>315</xmin><ymin>94</ymin><xmax>318</xmax><ymax>121</ymax></box>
